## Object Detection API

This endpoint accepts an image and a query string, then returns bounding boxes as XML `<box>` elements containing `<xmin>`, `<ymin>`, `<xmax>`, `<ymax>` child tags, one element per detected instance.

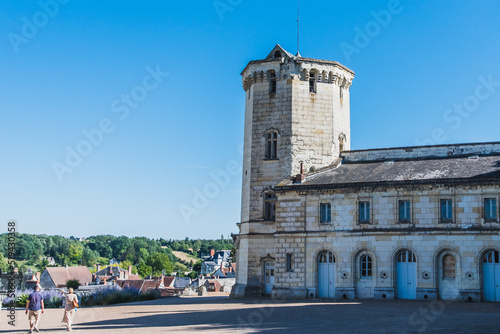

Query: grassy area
<box><xmin>4</xmin><ymin>259</ymin><xmax>38</xmax><ymax>272</ymax></box>
<box><xmin>172</xmin><ymin>251</ymin><xmax>200</xmax><ymax>264</ymax></box>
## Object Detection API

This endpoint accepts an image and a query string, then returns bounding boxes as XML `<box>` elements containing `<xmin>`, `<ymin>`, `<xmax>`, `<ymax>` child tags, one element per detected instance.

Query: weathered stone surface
<box><xmin>232</xmin><ymin>45</ymin><xmax>500</xmax><ymax>302</ymax></box>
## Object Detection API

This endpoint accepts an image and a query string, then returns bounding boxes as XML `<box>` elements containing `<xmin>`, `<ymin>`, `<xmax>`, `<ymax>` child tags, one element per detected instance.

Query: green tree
<box><xmin>146</xmin><ymin>253</ymin><xmax>173</xmax><ymax>276</ymax></box>
<box><xmin>138</xmin><ymin>248</ymin><xmax>149</xmax><ymax>263</ymax></box>
<box><xmin>121</xmin><ymin>260</ymin><xmax>138</xmax><ymax>274</ymax></box>
<box><xmin>0</xmin><ymin>252</ymin><xmax>8</xmax><ymax>274</ymax></box>
<box><xmin>66</xmin><ymin>279</ymin><xmax>81</xmax><ymax>290</ymax></box>
<box><xmin>137</xmin><ymin>263</ymin><xmax>152</xmax><ymax>277</ymax></box>
<box><xmin>110</xmin><ymin>236</ymin><xmax>131</xmax><ymax>260</ymax></box>
<box><xmin>69</xmin><ymin>243</ymin><xmax>84</xmax><ymax>264</ymax></box>
<box><xmin>38</xmin><ymin>258</ymin><xmax>50</xmax><ymax>273</ymax></box>
<box><xmin>82</xmin><ymin>247</ymin><xmax>99</xmax><ymax>266</ymax></box>
<box><xmin>193</xmin><ymin>261</ymin><xmax>202</xmax><ymax>272</ymax></box>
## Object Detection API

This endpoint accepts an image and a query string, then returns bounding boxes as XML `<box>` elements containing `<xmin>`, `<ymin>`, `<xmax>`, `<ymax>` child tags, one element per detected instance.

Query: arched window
<box><xmin>360</xmin><ymin>254</ymin><xmax>372</xmax><ymax>278</ymax></box>
<box><xmin>483</xmin><ymin>250</ymin><xmax>500</xmax><ymax>263</ymax></box>
<box><xmin>265</xmin><ymin>131</ymin><xmax>278</xmax><ymax>160</ymax></box>
<box><xmin>318</xmin><ymin>251</ymin><xmax>335</xmax><ymax>263</ymax></box>
<box><xmin>397</xmin><ymin>250</ymin><xmax>416</xmax><ymax>263</ymax></box>
<box><xmin>274</xmin><ymin>50</ymin><xmax>282</xmax><ymax>58</ymax></box>
<box><xmin>442</xmin><ymin>254</ymin><xmax>456</xmax><ymax>279</ymax></box>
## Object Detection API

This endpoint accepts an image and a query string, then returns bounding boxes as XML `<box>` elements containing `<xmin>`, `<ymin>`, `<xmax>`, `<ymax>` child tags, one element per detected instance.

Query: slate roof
<box><xmin>277</xmin><ymin>154</ymin><xmax>500</xmax><ymax>190</ymax></box>
<box><xmin>95</xmin><ymin>266</ymin><xmax>125</xmax><ymax>277</ymax></box>
<box><xmin>241</xmin><ymin>45</ymin><xmax>354</xmax><ymax>76</ymax></box>
<box><xmin>44</xmin><ymin>267</ymin><xmax>92</xmax><ymax>287</ymax></box>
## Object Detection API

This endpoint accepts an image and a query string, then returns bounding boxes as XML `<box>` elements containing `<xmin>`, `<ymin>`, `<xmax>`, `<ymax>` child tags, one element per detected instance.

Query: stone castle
<box><xmin>231</xmin><ymin>45</ymin><xmax>500</xmax><ymax>302</ymax></box>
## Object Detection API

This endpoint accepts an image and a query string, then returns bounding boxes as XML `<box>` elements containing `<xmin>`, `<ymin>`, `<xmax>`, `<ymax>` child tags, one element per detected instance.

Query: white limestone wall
<box><xmin>240</xmin><ymin>81</ymin><xmax>254</xmax><ymax>223</ymax></box>
<box><xmin>270</xmin><ymin>184</ymin><xmax>500</xmax><ymax>300</ymax></box>
<box><xmin>343</xmin><ymin>142</ymin><xmax>500</xmax><ymax>162</ymax></box>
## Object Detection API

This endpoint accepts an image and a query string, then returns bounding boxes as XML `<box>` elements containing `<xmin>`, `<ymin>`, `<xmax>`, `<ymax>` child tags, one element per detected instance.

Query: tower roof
<box><xmin>241</xmin><ymin>44</ymin><xmax>354</xmax><ymax>76</ymax></box>
<box><xmin>265</xmin><ymin>44</ymin><xmax>295</xmax><ymax>60</ymax></box>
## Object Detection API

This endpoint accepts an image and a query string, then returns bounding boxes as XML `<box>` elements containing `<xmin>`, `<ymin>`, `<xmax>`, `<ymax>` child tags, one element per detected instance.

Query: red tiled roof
<box><xmin>127</xmin><ymin>274</ymin><xmax>142</xmax><ymax>280</ymax></box>
<box><xmin>140</xmin><ymin>280</ymin><xmax>161</xmax><ymax>293</ymax></box>
<box><xmin>45</xmin><ymin>267</ymin><xmax>92</xmax><ymax>288</ymax></box>
<box><xmin>163</xmin><ymin>277</ymin><xmax>175</xmax><ymax>287</ymax></box>
<box><xmin>116</xmin><ymin>279</ymin><xmax>143</xmax><ymax>291</ymax></box>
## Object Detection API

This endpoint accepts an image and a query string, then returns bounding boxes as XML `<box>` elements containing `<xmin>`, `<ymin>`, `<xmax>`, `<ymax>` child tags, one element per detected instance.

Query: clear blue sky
<box><xmin>1</xmin><ymin>1</ymin><xmax>499</xmax><ymax>239</ymax></box>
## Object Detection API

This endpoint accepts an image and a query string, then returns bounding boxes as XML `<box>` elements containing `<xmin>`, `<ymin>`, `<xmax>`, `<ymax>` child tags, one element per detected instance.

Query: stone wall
<box><xmin>342</xmin><ymin>142</ymin><xmax>500</xmax><ymax>162</ymax></box>
<box><xmin>269</xmin><ymin>184</ymin><xmax>500</xmax><ymax>301</ymax></box>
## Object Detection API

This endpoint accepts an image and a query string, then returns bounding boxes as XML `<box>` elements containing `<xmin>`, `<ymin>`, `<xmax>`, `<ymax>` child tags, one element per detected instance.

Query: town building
<box><xmin>231</xmin><ymin>45</ymin><xmax>500</xmax><ymax>302</ymax></box>
<box><xmin>40</xmin><ymin>266</ymin><xmax>92</xmax><ymax>289</ymax></box>
<box><xmin>93</xmin><ymin>265</ymin><xmax>141</xmax><ymax>284</ymax></box>
<box><xmin>201</xmin><ymin>249</ymin><xmax>232</xmax><ymax>276</ymax></box>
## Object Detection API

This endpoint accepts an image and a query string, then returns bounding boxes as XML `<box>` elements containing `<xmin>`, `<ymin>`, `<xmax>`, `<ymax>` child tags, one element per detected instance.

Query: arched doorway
<box><xmin>355</xmin><ymin>252</ymin><xmax>374</xmax><ymax>299</ymax></box>
<box><xmin>396</xmin><ymin>250</ymin><xmax>417</xmax><ymax>299</ymax></box>
<box><xmin>438</xmin><ymin>252</ymin><xmax>459</xmax><ymax>301</ymax></box>
<box><xmin>318</xmin><ymin>251</ymin><xmax>335</xmax><ymax>298</ymax></box>
<box><xmin>482</xmin><ymin>250</ymin><xmax>500</xmax><ymax>302</ymax></box>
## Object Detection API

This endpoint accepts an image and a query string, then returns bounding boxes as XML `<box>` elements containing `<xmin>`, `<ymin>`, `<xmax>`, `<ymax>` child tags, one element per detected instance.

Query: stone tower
<box><xmin>232</xmin><ymin>45</ymin><xmax>355</xmax><ymax>297</ymax></box>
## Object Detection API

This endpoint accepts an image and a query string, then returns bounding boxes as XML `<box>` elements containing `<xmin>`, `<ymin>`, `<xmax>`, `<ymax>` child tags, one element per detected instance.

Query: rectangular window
<box><xmin>399</xmin><ymin>200</ymin><xmax>411</xmax><ymax>222</ymax></box>
<box><xmin>320</xmin><ymin>203</ymin><xmax>332</xmax><ymax>224</ymax></box>
<box><xmin>269</xmin><ymin>71</ymin><xmax>277</xmax><ymax>94</ymax></box>
<box><xmin>271</xmin><ymin>80</ymin><xmax>277</xmax><ymax>94</ymax></box>
<box><xmin>440</xmin><ymin>199</ymin><xmax>453</xmax><ymax>222</ymax></box>
<box><xmin>360</xmin><ymin>255</ymin><xmax>372</xmax><ymax>278</ymax></box>
<box><xmin>309</xmin><ymin>73</ymin><xmax>316</xmax><ymax>93</ymax></box>
<box><xmin>485</xmin><ymin>198</ymin><xmax>497</xmax><ymax>220</ymax></box>
<box><xmin>265</xmin><ymin>132</ymin><xmax>278</xmax><ymax>160</ymax></box>
<box><xmin>286</xmin><ymin>254</ymin><xmax>293</xmax><ymax>272</ymax></box>
<box><xmin>359</xmin><ymin>201</ymin><xmax>370</xmax><ymax>223</ymax></box>
<box><xmin>264</xmin><ymin>193</ymin><xmax>276</xmax><ymax>221</ymax></box>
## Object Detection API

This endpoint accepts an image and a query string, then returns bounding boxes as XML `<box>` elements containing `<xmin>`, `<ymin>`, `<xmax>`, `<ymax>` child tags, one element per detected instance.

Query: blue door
<box><xmin>264</xmin><ymin>262</ymin><xmax>275</xmax><ymax>295</ymax></box>
<box><xmin>318</xmin><ymin>251</ymin><xmax>335</xmax><ymax>298</ymax></box>
<box><xmin>397</xmin><ymin>250</ymin><xmax>417</xmax><ymax>300</ymax></box>
<box><xmin>483</xmin><ymin>251</ymin><xmax>500</xmax><ymax>302</ymax></box>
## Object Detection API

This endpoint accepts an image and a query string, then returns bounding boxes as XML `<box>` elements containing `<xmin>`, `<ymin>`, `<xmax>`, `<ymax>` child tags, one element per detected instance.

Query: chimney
<box><xmin>296</xmin><ymin>161</ymin><xmax>306</xmax><ymax>183</ymax></box>
<box><xmin>36</xmin><ymin>272</ymin><xmax>41</xmax><ymax>282</ymax></box>
<box><xmin>128</xmin><ymin>266</ymin><xmax>132</xmax><ymax>276</ymax></box>
<box><xmin>210</xmin><ymin>249</ymin><xmax>215</xmax><ymax>257</ymax></box>
<box><xmin>108</xmin><ymin>266</ymin><xmax>112</xmax><ymax>275</ymax></box>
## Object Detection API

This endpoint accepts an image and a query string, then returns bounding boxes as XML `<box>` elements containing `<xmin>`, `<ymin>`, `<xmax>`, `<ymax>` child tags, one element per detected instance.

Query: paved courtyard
<box><xmin>4</xmin><ymin>296</ymin><xmax>500</xmax><ymax>333</ymax></box>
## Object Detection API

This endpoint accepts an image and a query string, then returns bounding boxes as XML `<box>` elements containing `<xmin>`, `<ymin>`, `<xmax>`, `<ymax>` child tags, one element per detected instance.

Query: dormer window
<box><xmin>269</xmin><ymin>71</ymin><xmax>277</xmax><ymax>94</ymax></box>
<box><xmin>309</xmin><ymin>72</ymin><xmax>317</xmax><ymax>93</ymax></box>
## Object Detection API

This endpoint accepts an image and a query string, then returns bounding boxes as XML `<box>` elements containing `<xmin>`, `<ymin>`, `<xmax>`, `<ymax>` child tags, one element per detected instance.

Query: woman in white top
<box><xmin>60</xmin><ymin>288</ymin><xmax>78</xmax><ymax>331</ymax></box>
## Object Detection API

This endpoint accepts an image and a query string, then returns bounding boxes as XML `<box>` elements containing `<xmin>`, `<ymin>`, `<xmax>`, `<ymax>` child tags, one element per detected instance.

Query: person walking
<box><xmin>25</xmin><ymin>285</ymin><xmax>44</xmax><ymax>333</ymax></box>
<box><xmin>60</xmin><ymin>288</ymin><xmax>78</xmax><ymax>331</ymax></box>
